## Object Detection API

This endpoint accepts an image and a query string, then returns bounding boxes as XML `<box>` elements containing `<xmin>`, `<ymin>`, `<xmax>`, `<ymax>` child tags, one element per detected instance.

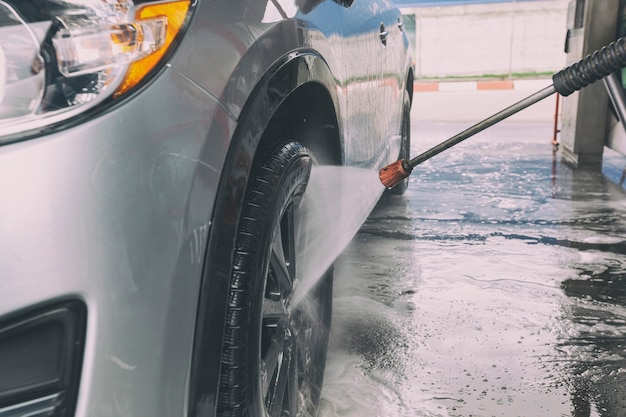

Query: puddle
<box><xmin>319</xmin><ymin>121</ymin><xmax>626</xmax><ymax>417</ymax></box>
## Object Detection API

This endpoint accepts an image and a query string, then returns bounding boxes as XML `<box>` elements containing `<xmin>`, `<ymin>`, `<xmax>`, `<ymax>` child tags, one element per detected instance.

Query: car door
<box><xmin>326</xmin><ymin>0</ymin><xmax>388</xmax><ymax>167</ymax></box>
<box><xmin>376</xmin><ymin>1</ymin><xmax>409</xmax><ymax>164</ymax></box>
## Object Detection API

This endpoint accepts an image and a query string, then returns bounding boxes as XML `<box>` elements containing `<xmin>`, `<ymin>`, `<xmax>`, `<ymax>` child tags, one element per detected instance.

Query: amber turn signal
<box><xmin>115</xmin><ymin>0</ymin><xmax>191</xmax><ymax>97</ymax></box>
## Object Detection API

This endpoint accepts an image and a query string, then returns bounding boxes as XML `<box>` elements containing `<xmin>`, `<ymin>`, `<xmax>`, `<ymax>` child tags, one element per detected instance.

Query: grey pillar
<box><xmin>560</xmin><ymin>0</ymin><xmax>619</xmax><ymax>167</ymax></box>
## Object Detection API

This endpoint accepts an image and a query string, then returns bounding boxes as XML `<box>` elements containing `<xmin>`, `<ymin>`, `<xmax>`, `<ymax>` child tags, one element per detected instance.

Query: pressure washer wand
<box><xmin>379</xmin><ymin>37</ymin><xmax>626</xmax><ymax>189</ymax></box>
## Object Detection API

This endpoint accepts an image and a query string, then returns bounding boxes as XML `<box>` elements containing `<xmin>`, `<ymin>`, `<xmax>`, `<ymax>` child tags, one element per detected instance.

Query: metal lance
<box><xmin>379</xmin><ymin>37</ymin><xmax>626</xmax><ymax>189</ymax></box>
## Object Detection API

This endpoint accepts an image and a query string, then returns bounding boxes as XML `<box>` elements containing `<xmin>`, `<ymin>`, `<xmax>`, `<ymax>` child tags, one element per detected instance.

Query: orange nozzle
<box><xmin>379</xmin><ymin>160</ymin><xmax>412</xmax><ymax>188</ymax></box>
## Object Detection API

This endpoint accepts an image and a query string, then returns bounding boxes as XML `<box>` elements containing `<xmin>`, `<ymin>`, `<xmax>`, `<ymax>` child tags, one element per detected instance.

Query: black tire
<box><xmin>385</xmin><ymin>90</ymin><xmax>411</xmax><ymax>195</ymax></box>
<box><xmin>217</xmin><ymin>141</ymin><xmax>333</xmax><ymax>417</ymax></box>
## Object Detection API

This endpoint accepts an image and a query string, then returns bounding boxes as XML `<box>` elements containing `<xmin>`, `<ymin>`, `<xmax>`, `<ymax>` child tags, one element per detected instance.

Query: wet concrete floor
<box><xmin>320</xmin><ymin>120</ymin><xmax>626</xmax><ymax>417</ymax></box>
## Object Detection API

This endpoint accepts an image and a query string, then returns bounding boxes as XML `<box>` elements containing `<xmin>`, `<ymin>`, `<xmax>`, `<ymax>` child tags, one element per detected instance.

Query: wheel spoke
<box><xmin>286</xmin><ymin>340</ymin><xmax>299</xmax><ymax>417</ymax></box>
<box><xmin>270</xmin><ymin>231</ymin><xmax>292</xmax><ymax>294</ymax></box>
<box><xmin>281</xmin><ymin>203</ymin><xmax>297</xmax><ymax>280</ymax></box>
<box><xmin>294</xmin><ymin>311</ymin><xmax>313</xmax><ymax>382</ymax></box>
<box><xmin>299</xmin><ymin>326</ymin><xmax>313</xmax><ymax>375</ymax></box>
<box><xmin>262</xmin><ymin>334</ymin><xmax>282</xmax><ymax>399</ymax></box>
<box><xmin>266</xmin><ymin>330</ymin><xmax>292</xmax><ymax>417</ymax></box>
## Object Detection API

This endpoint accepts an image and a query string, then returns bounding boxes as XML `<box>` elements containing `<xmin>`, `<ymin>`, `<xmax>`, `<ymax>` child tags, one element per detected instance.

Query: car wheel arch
<box><xmin>187</xmin><ymin>50</ymin><xmax>342</xmax><ymax>417</ymax></box>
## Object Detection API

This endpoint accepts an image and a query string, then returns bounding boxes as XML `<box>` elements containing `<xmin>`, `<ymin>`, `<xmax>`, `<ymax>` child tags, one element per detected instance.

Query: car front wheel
<box><xmin>217</xmin><ymin>141</ymin><xmax>333</xmax><ymax>417</ymax></box>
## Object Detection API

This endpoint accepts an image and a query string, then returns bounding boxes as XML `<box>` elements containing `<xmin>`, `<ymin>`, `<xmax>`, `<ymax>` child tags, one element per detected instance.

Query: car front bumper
<box><xmin>0</xmin><ymin>65</ymin><xmax>233</xmax><ymax>416</ymax></box>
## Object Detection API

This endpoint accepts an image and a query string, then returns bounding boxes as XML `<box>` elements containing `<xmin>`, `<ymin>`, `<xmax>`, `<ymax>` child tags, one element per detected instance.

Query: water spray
<box><xmin>380</xmin><ymin>37</ymin><xmax>626</xmax><ymax>189</ymax></box>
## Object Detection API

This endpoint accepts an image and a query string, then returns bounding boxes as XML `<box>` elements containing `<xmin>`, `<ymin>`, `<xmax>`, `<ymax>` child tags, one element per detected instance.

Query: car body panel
<box><xmin>173</xmin><ymin>0</ymin><xmax>407</xmax><ymax>167</ymax></box>
<box><xmin>0</xmin><ymin>0</ymin><xmax>411</xmax><ymax>416</ymax></box>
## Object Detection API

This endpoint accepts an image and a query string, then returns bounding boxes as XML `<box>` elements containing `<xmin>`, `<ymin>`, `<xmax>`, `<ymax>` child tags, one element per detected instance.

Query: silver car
<box><xmin>0</xmin><ymin>0</ymin><xmax>412</xmax><ymax>416</ymax></box>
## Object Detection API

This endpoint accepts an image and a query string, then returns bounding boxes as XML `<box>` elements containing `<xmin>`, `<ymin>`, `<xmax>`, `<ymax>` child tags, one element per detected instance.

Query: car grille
<box><xmin>0</xmin><ymin>301</ymin><xmax>86</xmax><ymax>417</ymax></box>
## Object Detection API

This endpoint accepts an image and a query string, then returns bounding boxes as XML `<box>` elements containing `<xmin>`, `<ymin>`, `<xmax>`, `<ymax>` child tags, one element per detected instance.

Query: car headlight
<box><xmin>0</xmin><ymin>0</ymin><xmax>192</xmax><ymax>140</ymax></box>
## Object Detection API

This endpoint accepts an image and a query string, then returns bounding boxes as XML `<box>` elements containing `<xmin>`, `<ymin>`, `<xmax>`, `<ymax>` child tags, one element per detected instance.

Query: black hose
<box><xmin>553</xmin><ymin>37</ymin><xmax>626</xmax><ymax>96</ymax></box>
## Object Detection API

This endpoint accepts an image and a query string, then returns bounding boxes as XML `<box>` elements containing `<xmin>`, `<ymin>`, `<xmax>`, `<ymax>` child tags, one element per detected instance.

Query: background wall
<box><xmin>401</xmin><ymin>0</ymin><xmax>570</xmax><ymax>79</ymax></box>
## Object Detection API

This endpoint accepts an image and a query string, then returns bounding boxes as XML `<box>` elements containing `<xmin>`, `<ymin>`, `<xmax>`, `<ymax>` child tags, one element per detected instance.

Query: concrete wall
<box><xmin>402</xmin><ymin>0</ymin><xmax>570</xmax><ymax>79</ymax></box>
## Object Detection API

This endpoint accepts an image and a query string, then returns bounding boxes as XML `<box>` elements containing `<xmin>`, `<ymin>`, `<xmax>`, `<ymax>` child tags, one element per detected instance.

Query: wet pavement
<box><xmin>319</xmin><ymin>120</ymin><xmax>626</xmax><ymax>417</ymax></box>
